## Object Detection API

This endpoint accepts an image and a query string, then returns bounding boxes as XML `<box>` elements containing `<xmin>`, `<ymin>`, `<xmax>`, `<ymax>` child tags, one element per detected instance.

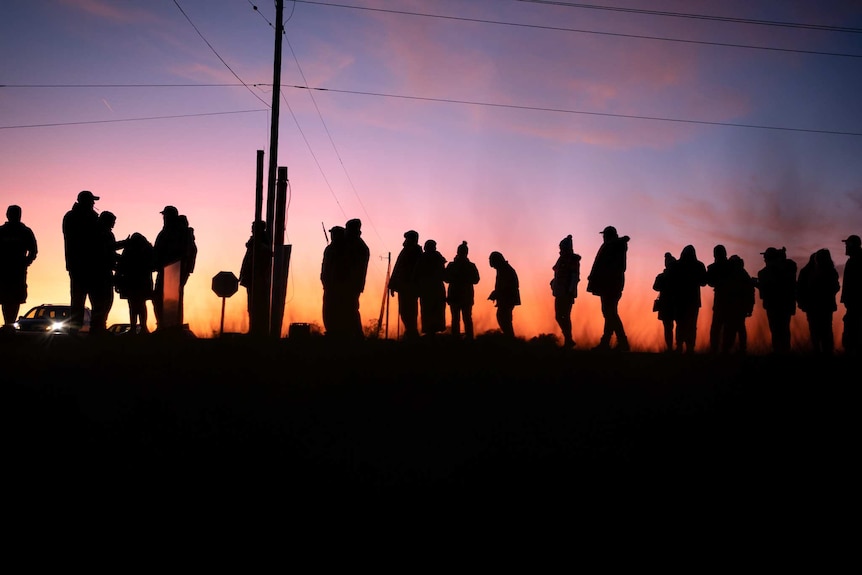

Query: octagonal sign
<box><xmin>212</xmin><ymin>271</ymin><xmax>239</xmax><ymax>298</ymax></box>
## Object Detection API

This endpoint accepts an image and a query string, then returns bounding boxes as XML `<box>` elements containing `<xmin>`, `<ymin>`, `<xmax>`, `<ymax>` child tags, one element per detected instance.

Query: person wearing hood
<box><xmin>444</xmin><ymin>241</ymin><xmax>480</xmax><ymax>341</ymax></box>
<box><xmin>551</xmin><ymin>234</ymin><xmax>581</xmax><ymax>348</ymax></box>
<box><xmin>586</xmin><ymin>226</ymin><xmax>630</xmax><ymax>351</ymax></box>
<box><xmin>389</xmin><ymin>230</ymin><xmax>423</xmax><ymax>340</ymax></box>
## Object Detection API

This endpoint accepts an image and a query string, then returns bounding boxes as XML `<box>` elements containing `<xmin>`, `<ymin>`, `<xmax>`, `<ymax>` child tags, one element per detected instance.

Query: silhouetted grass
<box><xmin>3</xmin><ymin>333</ymin><xmax>857</xmax><ymax>525</ymax></box>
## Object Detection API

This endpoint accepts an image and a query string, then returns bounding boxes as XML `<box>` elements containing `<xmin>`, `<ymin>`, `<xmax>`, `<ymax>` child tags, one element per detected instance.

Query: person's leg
<box><xmin>598</xmin><ymin>295</ymin><xmax>613</xmax><ymax>346</ymax></box>
<box><xmin>2</xmin><ymin>302</ymin><xmax>21</xmax><ymax>325</ymax></box>
<box><xmin>399</xmin><ymin>292</ymin><xmax>419</xmax><ymax>338</ymax></box>
<box><xmin>450</xmin><ymin>304</ymin><xmax>461</xmax><ymax>337</ymax></box>
<box><xmin>607</xmin><ymin>294</ymin><xmax>628</xmax><ymax>349</ymax></box>
<box><xmin>662</xmin><ymin>318</ymin><xmax>674</xmax><ymax>351</ymax></box>
<box><xmin>709</xmin><ymin>312</ymin><xmax>722</xmax><ymax>353</ymax></box>
<box><xmin>69</xmin><ymin>273</ymin><xmax>88</xmax><ymax>333</ymax></box>
<box><xmin>497</xmin><ymin>306</ymin><xmax>514</xmax><ymax>337</ymax></box>
<box><xmin>463</xmin><ymin>305</ymin><xmax>474</xmax><ymax>340</ymax></box>
<box><xmin>152</xmin><ymin>272</ymin><xmax>164</xmax><ymax>327</ymax></box>
<box><xmin>555</xmin><ymin>296</ymin><xmax>574</xmax><ymax>346</ymax></box>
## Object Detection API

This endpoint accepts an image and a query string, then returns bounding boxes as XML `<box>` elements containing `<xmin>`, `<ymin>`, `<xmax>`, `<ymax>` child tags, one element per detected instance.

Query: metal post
<box><xmin>270</xmin><ymin>166</ymin><xmax>288</xmax><ymax>337</ymax></box>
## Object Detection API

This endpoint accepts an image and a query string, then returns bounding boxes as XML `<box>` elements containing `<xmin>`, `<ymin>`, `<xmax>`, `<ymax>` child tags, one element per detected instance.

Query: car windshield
<box><xmin>27</xmin><ymin>307</ymin><xmax>71</xmax><ymax>320</ymax></box>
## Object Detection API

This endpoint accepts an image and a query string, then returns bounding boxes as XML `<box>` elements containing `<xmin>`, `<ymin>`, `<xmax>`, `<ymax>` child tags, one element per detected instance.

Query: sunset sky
<box><xmin>2</xmin><ymin>0</ymin><xmax>861</xmax><ymax>351</ymax></box>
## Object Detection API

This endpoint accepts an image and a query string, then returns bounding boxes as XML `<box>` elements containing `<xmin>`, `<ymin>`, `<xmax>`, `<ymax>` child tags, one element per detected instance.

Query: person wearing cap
<box><xmin>62</xmin><ymin>190</ymin><xmax>101</xmax><ymax>333</ymax></box>
<box><xmin>586</xmin><ymin>226</ymin><xmax>630</xmax><ymax>351</ymax></box>
<box><xmin>319</xmin><ymin>225</ymin><xmax>346</xmax><ymax>338</ymax></box>
<box><xmin>344</xmin><ymin>218</ymin><xmax>369</xmax><ymax>339</ymax></box>
<box><xmin>756</xmin><ymin>246</ymin><xmax>798</xmax><ymax>354</ymax></box>
<box><xmin>488</xmin><ymin>251</ymin><xmax>520</xmax><ymax>338</ymax></box>
<box><xmin>389</xmin><ymin>230</ymin><xmax>423</xmax><ymax>339</ymax></box>
<box><xmin>551</xmin><ymin>234</ymin><xmax>581</xmax><ymax>348</ymax></box>
<box><xmin>153</xmin><ymin>205</ymin><xmax>188</xmax><ymax>329</ymax></box>
<box><xmin>444</xmin><ymin>241</ymin><xmax>480</xmax><ymax>340</ymax></box>
<box><xmin>0</xmin><ymin>205</ymin><xmax>38</xmax><ymax>331</ymax></box>
<box><xmin>841</xmin><ymin>234</ymin><xmax>862</xmax><ymax>354</ymax></box>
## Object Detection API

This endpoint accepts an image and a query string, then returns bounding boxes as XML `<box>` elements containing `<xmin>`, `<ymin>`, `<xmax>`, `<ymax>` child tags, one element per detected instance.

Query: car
<box><xmin>14</xmin><ymin>304</ymin><xmax>91</xmax><ymax>335</ymax></box>
<box><xmin>107</xmin><ymin>323</ymin><xmax>144</xmax><ymax>335</ymax></box>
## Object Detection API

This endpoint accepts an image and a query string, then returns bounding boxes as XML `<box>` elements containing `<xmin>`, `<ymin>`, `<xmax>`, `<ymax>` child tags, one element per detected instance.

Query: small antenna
<box><xmin>321</xmin><ymin>221</ymin><xmax>329</xmax><ymax>244</ymax></box>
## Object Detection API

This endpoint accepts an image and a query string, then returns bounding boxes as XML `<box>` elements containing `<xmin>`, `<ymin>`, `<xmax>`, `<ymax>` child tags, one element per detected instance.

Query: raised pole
<box><xmin>265</xmin><ymin>0</ymin><xmax>284</xmax><ymax>240</ymax></box>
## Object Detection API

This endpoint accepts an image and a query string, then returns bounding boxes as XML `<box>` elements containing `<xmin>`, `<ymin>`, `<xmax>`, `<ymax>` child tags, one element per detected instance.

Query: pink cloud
<box><xmin>60</xmin><ymin>0</ymin><xmax>157</xmax><ymax>24</ymax></box>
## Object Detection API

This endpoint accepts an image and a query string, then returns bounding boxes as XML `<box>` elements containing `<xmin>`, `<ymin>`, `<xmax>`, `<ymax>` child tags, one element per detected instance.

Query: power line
<box><xmin>0</xmin><ymin>109</ymin><xmax>268</xmax><ymax>130</ymax></box>
<box><xmin>287</xmin><ymin>84</ymin><xmax>862</xmax><ymax>137</ymax></box>
<box><xmin>515</xmin><ymin>0</ymin><xmax>862</xmax><ymax>33</ymax></box>
<box><xmin>173</xmin><ymin>0</ymin><xmax>271</xmax><ymax>107</ymax></box>
<box><xmin>290</xmin><ymin>0</ymin><xmax>862</xmax><ymax>58</ymax></box>
<box><xmin>4</xmin><ymin>83</ymin><xmax>860</xmax><ymax>136</ymax></box>
<box><xmin>0</xmin><ymin>83</ymin><xmax>265</xmax><ymax>88</ymax></box>
<box><xmin>285</xmin><ymin>34</ymin><xmax>384</xmax><ymax>248</ymax></box>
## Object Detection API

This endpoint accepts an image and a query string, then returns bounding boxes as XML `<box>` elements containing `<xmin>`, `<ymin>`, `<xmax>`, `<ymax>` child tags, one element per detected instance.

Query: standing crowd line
<box><xmin>0</xmin><ymin>191</ymin><xmax>197</xmax><ymax>337</ymax></box>
<box><xmin>0</xmin><ymin>192</ymin><xmax>860</xmax><ymax>356</ymax></box>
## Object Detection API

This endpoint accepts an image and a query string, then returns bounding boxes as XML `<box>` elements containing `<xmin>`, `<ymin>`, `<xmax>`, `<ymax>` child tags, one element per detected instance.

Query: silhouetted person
<box><xmin>443</xmin><ymin>241</ymin><xmax>480</xmax><ymax>340</ymax></box>
<box><xmin>389</xmin><ymin>230</ymin><xmax>422</xmax><ymax>340</ymax></box>
<box><xmin>587</xmin><ymin>226</ymin><xmax>630</xmax><ymax>351</ymax></box>
<box><xmin>414</xmin><ymin>239</ymin><xmax>447</xmax><ymax>337</ymax></box>
<box><xmin>551</xmin><ymin>234</ymin><xmax>581</xmax><ymax>348</ymax></box>
<box><xmin>841</xmin><ymin>234</ymin><xmax>862</xmax><ymax>355</ymax></box>
<box><xmin>488</xmin><ymin>251</ymin><xmax>520</xmax><ymax>338</ymax></box>
<box><xmin>115</xmin><ymin>232</ymin><xmax>154</xmax><ymax>335</ymax></box>
<box><xmin>319</xmin><ymin>225</ymin><xmax>346</xmax><ymax>338</ymax></box>
<box><xmin>797</xmin><ymin>249</ymin><xmax>840</xmax><ymax>355</ymax></box>
<box><xmin>153</xmin><ymin>205</ymin><xmax>188</xmax><ymax>330</ymax></box>
<box><xmin>706</xmin><ymin>244</ymin><xmax>732</xmax><ymax>353</ymax></box>
<box><xmin>652</xmin><ymin>252</ymin><xmax>677</xmax><ymax>352</ymax></box>
<box><xmin>673</xmin><ymin>244</ymin><xmax>707</xmax><ymax>353</ymax></box>
<box><xmin>240</xmin><ymin>220</ymin><xmax>272</xmax><ymax>336</ymax></box>
<box><xmin>756</xmin><ymin>246</ymin><xmax>797</xmax><ymax>354</ymax></box>
<box><xmin>62</xmin><ymin>190</ymin><xmax>100</xmax><ymax>334</ymax></box>
<box><xmin>90</xmin><ymin>211</ymin><xmax>123</xmax><ymax>335</ymax></box>
<box><xmin>344</xmin><ymin>218</ymin><xmax>370</xmax><ymax>339</ymax></box>
<box><xmin>0</xmin><ymin>205</ymin><xmax>37</xmax><ymax>331</ymax></box>
<box><xmin>723</xmin><ymin>255</ymin><xmax>755</xmax><ymax>353</ymax></box>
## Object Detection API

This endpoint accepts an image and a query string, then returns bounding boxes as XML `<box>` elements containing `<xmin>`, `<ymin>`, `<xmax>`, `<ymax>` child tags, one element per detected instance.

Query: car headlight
<box><xmin>13</xmin><ymin>322</ymin><xmax>20</xmax><ymax>330</ymax></box>
<box><xmin>50</xmin><ymin>321</ymin><xmax>65</xmax><ymax>332</ymax></box>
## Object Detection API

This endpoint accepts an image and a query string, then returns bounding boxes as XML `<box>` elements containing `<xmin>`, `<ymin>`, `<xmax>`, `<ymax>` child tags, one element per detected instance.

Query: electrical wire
<box><xmin>515</xmin><ymin>0</ymin><xmax>862</xmax><ymax>33</ymax></box>
<box><xmin>173</xmin><ymin>0</ymin><xmax>271</xmax><ymax>107</ymax></box>
<box><xmin>285</xmin><ymin>34</ymin><xmax>384</xmax><ymax>248</ymax></box>
<box><xmin>283</xmin><ymin>85</ymin><xmax>862</xmax><ymax>137</ymax></box>
<box><xmin>0</xmin><ymin>109</ymin><xmax>268</xmax><ymax>130</ymax></box>
<box><xmin>290</xmin><ymin>0</ymin><xmax>862</xmax><ymax>58</ymax></box>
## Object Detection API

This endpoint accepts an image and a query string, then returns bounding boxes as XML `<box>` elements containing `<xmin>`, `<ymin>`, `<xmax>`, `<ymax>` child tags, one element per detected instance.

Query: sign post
<box><xmin>212</xmin><ymin>271</ymin><xmax>239</xmax><ymax>337</ymax></box>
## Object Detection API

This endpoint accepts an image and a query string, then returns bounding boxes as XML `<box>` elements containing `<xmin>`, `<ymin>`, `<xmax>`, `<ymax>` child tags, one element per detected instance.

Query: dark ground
<box><xmin>3</xmin><ymin>332</ymin><xmax>858</xmax><ymax>551</ymax></box>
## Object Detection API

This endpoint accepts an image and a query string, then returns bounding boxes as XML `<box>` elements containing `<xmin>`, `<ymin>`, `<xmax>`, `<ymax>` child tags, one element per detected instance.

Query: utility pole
<box><xmin>265</xmin><ymin>0</ymin><xmax>284</xmax><ymax>237</ymax></box>
<box><xmin>259</xmin><ymin>0</ymin><xmax>283</xmax><ymax>337</ymax></box>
